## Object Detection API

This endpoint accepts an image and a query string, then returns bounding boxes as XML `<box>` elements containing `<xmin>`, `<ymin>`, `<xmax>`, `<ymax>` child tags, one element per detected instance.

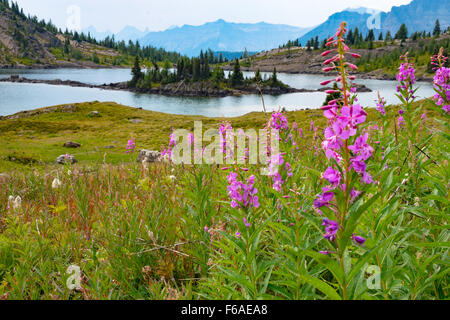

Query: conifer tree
<box><xmin>130</xmin><ymin>55</ymin><xmax>143</xmax><ymax>87</ymax></box>
<box><xmin>230</xmin><ymin>59</ymin><xmax>243</xmax><ymax>87</ymax></box>
<box><xmin>433</xmin><ymin>19</ymin><xmax>441</xmax><ymax>37</ymax></box>
<box><xmin>395</xmin><ymin>24</ymin><xmax>408</xmax><ymax>41</ymax></box>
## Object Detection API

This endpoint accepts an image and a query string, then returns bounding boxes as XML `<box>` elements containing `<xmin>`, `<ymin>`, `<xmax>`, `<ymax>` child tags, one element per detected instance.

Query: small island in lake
<box><xmin>126</xmin><ymin>55</ymin><xmax>302</xmax><ymax>97</ymax></box>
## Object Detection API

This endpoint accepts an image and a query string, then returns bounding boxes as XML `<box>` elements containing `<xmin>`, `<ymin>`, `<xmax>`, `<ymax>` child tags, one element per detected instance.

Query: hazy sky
<box><xmin>13</xmin><ymin>0</ymin><xmax>413</xmax><ymax>32</ymax></box>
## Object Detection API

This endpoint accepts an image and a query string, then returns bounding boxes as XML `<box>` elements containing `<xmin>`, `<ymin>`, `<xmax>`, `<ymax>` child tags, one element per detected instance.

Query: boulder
<box><xmin>56</xmin><ymin>154</ymin><xmax>78</xmax><ymax>165</ymax></box>
<box><xmin>63</xmin><ymin>141</ymin><xmax>81</xmax><ymax>148</ymax></box>
<box><xmin>137</xmin><ymin>150</ymin><xmax>161</xmax><ymax>163</ymax></box>
<box><xmin>88</xmin><ymin>111</ymin><xmax>101</xmax><ymax>117</ymax></box>
<box><xmin>104</xmin><ymin>145</ymin><xmax>115</xmax><ymax>149</ymax></box>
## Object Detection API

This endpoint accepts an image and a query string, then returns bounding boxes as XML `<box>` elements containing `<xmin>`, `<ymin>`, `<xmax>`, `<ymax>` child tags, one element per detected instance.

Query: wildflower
<box><xmin>351</xmin><ymin>234</ymin><xmax>366</xmax><ymax>246</ymax></box>
<box><xmin>235</xmin><ymin>232</ymin><xmax>241</xmax><ymax>238</ymax></box>
<box><xmin>204</xmin><ymin>226</ymin><xmax>209</xmax><ymax>232</ymax></box>
<box><xmin>8</xmin><ymin>196</ymin><xmax>21</xmax><ymax>210</ymax></box>
<box><xmin>313</xmin><ymin>190</ymin><xmax>334</xmax><ymax>209</ymax></box>
<box><xmin>168</xmin><ymin>175</ymin><xmax>176</xmax><ymax>181</ymax></box>
<box><xmin>322</xmin><ymin>218</ymin><xmax>339</xmax><ymax>241</ymax></box>
<box><xmin>432</xmin><ymin>66</ymin><xmax>450</xmax><ymax>113</ymax></box>
<box><xmin>397</xmin><ymin>116</ymin><xmax>405</xmax><ymax>129</ymax></box>
<box><xmin>243</xmin><ymin>217</ymin><xmax>251</xmax><ymax>228</ymax></box>
<box><xmin>126</xmin><ymin>139</ymin><xmax>135</xmax><ymax>154</ymax></box>
<box><xmin>52</xmin><ymin>178</ymin><xmax>62</xmax><ymax>189</ymax></box>
<box><xmin>270</xmin><ymin>111</ymin><xmax>289</xmax><ymax>130</ymax></box>
<box><xmin>227</xmin><ymin>172</ymin><xmax>260</xmax><ymax>209</ymax></box>
<box><xmin>376</xmin><ymin>96</ymin><xmax>386</xmax><ymax>116</ymax></box>
<box><xmin>322</xmin><ymin>166</ymin><xmax>341</xmax><ymax>187</ymax></box>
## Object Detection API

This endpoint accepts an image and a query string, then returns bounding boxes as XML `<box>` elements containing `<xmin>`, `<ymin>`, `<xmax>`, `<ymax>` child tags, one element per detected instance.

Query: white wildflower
<box><xmin>52</xmin><ymin>178</ymin><xmax>62</xmax><ymax>189</ymax></box>
<box><xmin>8</xmin><ymin>196</ymin><xmax>22</xmax><ymax>210</ymax></box>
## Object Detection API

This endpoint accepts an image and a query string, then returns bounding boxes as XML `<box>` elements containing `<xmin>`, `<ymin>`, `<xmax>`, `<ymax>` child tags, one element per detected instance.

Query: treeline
<box><xmin>357</xmin><ymin>36</ymin><xmax>449</xmax><ymax>74</ymax></box>
<box><xmin>68</xmin><ymin>32</ymin><xmax>182</xmax><ymax>63</ymax></box>
<box><xmin>129</xmin><ymin>55</ymin><xmax>284</xmax><ymax>90</ymax></box>
<box><xmin>283</xmin><ymin>19</ymin><xmax>449</xmax><ymax>51</ymax></box>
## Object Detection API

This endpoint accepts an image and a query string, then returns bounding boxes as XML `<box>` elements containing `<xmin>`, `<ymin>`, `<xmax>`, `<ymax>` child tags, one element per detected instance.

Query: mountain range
<box><xmin>85</xmin><ymin>20</ymin><xmax>313</xmax><ymax>56</ymax></box>
<box><xmin>84</xmin><ymin>0</ymin><xmax>448</xmax><ymax>56</ymax></box>
<box><xmin>299</xmin><ymin>0</ymin><xmax>449</xmax><ymax>44</ymax></box>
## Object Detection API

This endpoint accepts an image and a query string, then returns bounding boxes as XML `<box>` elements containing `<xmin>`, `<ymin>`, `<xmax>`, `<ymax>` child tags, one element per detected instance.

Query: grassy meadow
<box><xmin>0</xmin><ymin>97</ymin><xmax>448</xmax><ymax>300</ymax></box>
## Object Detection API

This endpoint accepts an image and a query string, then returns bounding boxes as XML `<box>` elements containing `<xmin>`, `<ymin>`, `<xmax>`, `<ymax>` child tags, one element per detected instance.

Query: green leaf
<box><xmin>300</xmin><ymin>274</ymin><xmax>342</xmax><ymax>300</ymax></box>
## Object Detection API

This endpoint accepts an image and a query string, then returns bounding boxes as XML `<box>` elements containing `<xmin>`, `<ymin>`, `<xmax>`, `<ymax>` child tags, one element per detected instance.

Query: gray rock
<box><xmin>63</xmin><ymin>141</ymin><xmax>81</xmax><ymax>148</ymax></box>
<box><xmin>129</xmin><ymin>118</ymin><xmax>144</xmax><ymax>124</ymax></box>
<box><xmin>104</xmin><ymin>145</ymin><xmax>115</xmax><ymax>149</ymax></box>
<box><xmin>88</xmin><ymin>111</ymin><xmax>101</xmax><ymax>117</ymax></box>
<box><xmin>56</xmin><ymin>154</ymin><xmax>78</xmax><ymax>165</ymax></box>
<box><xmin>137</xmin><ymin>150</ymin><xmax>161</xmax><ymax>163</ymax></box>
<box><xmin>61</xmin><ymin>104</ymin><xmax>77</xmax><ymax>113</ymax></box>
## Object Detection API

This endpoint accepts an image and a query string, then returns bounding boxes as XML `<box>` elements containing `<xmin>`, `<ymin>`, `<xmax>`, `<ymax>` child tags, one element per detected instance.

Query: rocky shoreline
<box><xmin>0</xmin><ymin>75</ymin><xmax>372</xmax><ymax>97</ymax></box>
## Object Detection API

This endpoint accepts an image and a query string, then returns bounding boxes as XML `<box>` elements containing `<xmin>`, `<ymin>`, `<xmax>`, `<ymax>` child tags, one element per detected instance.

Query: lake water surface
<box><xmin>0</xmin><ymin>68</ymin><xmax>435</xmax><ymax>117</ymax></box>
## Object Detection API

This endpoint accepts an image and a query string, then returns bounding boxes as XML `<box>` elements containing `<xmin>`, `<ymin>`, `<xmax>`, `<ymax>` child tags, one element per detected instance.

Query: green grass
<box><xmin>0</xmin><ymin>101</ymin><xmax>326</xmax><ymax>172</ymax></box>
<box><xmin>0</xmin><ymin>99</ymin><xmax>448</xmax><ymax>300</ymax></box>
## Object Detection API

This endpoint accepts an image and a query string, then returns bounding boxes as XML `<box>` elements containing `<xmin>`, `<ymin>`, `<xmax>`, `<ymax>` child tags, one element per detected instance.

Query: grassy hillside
<box><xmin>228</xmin><ymin>33</ymin><xmax>450</xmax><ymax>80</ymax></box>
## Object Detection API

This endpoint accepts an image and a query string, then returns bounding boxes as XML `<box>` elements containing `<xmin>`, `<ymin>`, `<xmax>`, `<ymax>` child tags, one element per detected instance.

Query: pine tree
<box><xmin>230</xmin><ymin>59</ymin><xmax>243</xmax><ymax>87</ymax></box>
<box><xmin>395</xmin><ymin>24</ymin><xmax>408</xmax><ymax>41</ymax></box>
<box><xmin>314</xmin><ymin>36</ymin><xmax>319</xmax><ymax>50</ymax></box>
<box><xmin>130</xmin><ymin>55</ymin><xmax>143</xmax><ymax>87</ymax></box>
<box><xmin>433</xmin><ymin>19</ymin><xmax>441</xmax><ymax>37</ymax></box>
<box><xmin>270</xmin><ymin>67</ymin><xmax>278</xmax><ymax>86</ymax></box>
<box><xmin>378</xmin><ymin>32</ymin><xmax>383</xmax><ymax>41</ymax></box>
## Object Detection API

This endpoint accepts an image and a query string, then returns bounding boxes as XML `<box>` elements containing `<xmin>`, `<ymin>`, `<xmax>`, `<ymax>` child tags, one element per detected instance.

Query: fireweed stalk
<box><xmin>315</xmin><ymin>22</ymin><xmax>372</xmax><ymax>298</ymax></box>
<box><xmin>431</xmin><ymin>48</ymin><xmax>450</xmax><ymax>115</ymax></box>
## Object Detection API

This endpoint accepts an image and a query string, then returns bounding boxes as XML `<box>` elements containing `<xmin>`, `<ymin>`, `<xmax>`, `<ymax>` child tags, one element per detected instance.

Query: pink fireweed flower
<box><xmin>322</xmin><ymin>166</ymin><xmax>341</xmax><ymax>187</ymax></box>
<box><xmin>338</xmin><ymin>104</ymin><xmax>367</xmax><ymax>134</ymax></box>
<box><xmin>320</xmin><ymin>79</ymin><xmax>333</xmax><ymax>86</ymax></box>
<box><xmin>235</xmin><ymin>232</ymin><xmax>241</xmax><ymax>238</ymax></box>
<box><xmin>313</xmin><ymin>190</ymin><xmax>334</xmax><ymax>209</ymax></box>
<box><xmin>432</xmin><ymin>66</ymin><xmax>450</xmax><ymax>113</ymax></box>
<box><xmin>126</xmin><ymin>139</ymin><xmax>135</xmax><ymax>154</ymax></box>
<box><xmin>345</xmin><ymin>62</ymin><xmax>358</xmax><ymax>70</ymax></box>
<box><xmin>348</xmin><ymin>133</ymin><xmax>374</xmax><ymax>161</ymax></box>
<box><xmin>397</xmin><ymin>116</ymin><xmax>405</xmax><ymax>129</ymax></box>
<box><xmin>270</xmin><ymin>111</ymin><xmax>289</xmax><ymax>130</ymax></box>
<box><xmin>376</xmin><ymin>96</ymin><xmax>386</xmax><ymax>116</ymax></box>
<box><xmin>322</xmin><ymin>218</ymin><xmax>339</xmax><ymax>241</ymax></box>
<box><xmin>227</xmin><ymin>172</ymin><xmax>260</xmax><ymax>209</ymax></box>
<box><xmin>243</xmin><ymin>217</ymin><xmax>251</xmax><ymax>228</ymax></box>
<box><xmin>321</xmin><ymin>49</ymin><xmax>334</xmax><ymax>57</ymax></box>
<box><xmin>188</xmin><ymin>133</ymin><xmax>194</xmax><ymax>147</ymax></box>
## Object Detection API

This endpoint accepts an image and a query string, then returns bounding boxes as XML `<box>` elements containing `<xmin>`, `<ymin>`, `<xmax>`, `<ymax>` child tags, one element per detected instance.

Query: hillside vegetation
<box><xmin>0</xmin><ymin>0</ymin><xmax>181</xmax><ymax>68</ymax></box>
<box><xmin>231</xmin><ymin>33</ymin><xmax>450</xmax><ymax>80</ymax></box>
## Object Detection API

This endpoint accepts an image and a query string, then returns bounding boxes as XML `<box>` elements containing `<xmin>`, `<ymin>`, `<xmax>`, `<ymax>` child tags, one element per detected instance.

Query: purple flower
<box><xmin>376</xmin><ymin>97</ymin><xmax>386</xmax><ymax>116</ymax></box>
<box><xmin>322</xmin><ymin>166</ymin><xmax>341</xmax><ymax>187</ymax></box>
<box><xmin>398</xmin><ymin>116</ymin><xmax>405</xmax><ymax>129</ymax></box>
<box><xmin>352</xmin><ymin>234</ymin><xmax>366</xmax><ymax>246</ymax></box>
<box><xmin>270</xmin><ymin>112</ymin><xmax>289</xmax><ymax>130</ymax></box>
<box><xmin>322</xmin><ymin>218</ymin><xmax>339</xmax><ymax>241</ymax></box>
<box><xmin>314</xmin><ymin>191</ymin><xmax>334</xmax><ymax>209</ymax></box>
<box><xmin>348</xmin><ymin>133</ymin><xmax>374</xmax><ymax>161</ymax></box>
<box><xmin>243</xmin><ymin>217</ymin><xmax>251</xmax><ymax>228</ymax></box>
<box><xmin>227</xmin><ymin>172</ymin><xmax>260</xmax><ymax>209</ymax></box>
<box><xmin>126</xmin><ymin>139</ymin><xmax>136</xmax><ymax>154</ymax></box>
<box><xmin>432</xmin><ymin>67</ymin><xmax>450</xmax><ymax>113</ymax></box>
